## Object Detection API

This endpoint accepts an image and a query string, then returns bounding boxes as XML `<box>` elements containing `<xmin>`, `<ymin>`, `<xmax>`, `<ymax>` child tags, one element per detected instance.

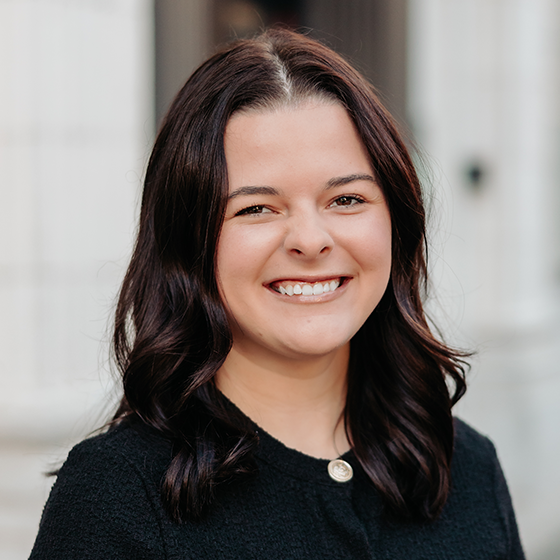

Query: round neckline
<box><xmin>217</xmin><ymin>389</ymin><xmax>358</xmax><ymax>485</ymax></box>
<box><xmin>254</xmin><ymin>424</ymin><xmax>357</xmax><ymax>485</ymax></box>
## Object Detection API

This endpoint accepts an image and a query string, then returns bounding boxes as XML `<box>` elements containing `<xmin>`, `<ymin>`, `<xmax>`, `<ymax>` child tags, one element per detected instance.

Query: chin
<box><xmin>273</xmin><ymin>330</ymin><xmax>354</xmax><ymax>360</ymax></box>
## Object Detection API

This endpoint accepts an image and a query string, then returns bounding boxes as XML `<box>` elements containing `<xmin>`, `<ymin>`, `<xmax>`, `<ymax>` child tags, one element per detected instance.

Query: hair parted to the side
<box><xmin>112</xmin><ymin>27</ymin><xmax>468</xmax><ymax>524</ymax></box>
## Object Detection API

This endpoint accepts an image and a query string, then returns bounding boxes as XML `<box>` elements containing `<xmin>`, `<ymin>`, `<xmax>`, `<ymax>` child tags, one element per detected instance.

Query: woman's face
<box><xmin>216</xmin><ymin>101</ymin><xmax>392</xmax><ymax>362</ymax></box>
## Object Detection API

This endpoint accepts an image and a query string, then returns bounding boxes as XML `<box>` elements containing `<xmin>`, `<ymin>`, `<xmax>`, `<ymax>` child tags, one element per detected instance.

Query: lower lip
<box><xmin>266</xmin><ymin>278</ymin><xmax>350</xmax><ymax>303</ymax></box>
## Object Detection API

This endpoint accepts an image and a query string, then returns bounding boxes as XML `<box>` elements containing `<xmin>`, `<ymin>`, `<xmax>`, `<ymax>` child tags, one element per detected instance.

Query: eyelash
<box><xmin>234</xmin><ymin>195</ymin><xmax>366</xmax><ymax>217</ymax></box>
<box><xmin>328</xmin><ymin>195</ymin><xmax>366</xmax><ymax>207</ymax></box>
<box><xmin>234</xmin><ymin>205</ymin><xmax>272</xmax><ymax>216</ymax></box>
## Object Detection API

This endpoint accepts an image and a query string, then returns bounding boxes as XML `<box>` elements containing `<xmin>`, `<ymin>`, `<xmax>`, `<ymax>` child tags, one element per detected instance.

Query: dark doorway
<box><xmin>155</xmin><ymin>0</ymin><xmax>408</xmax><ymax>127</ymax></box>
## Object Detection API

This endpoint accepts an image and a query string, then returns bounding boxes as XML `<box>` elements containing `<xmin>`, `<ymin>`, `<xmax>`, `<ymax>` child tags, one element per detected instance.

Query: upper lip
<box><xmin>266</xmin><ymin>275</ymin><xmax>348</xmax><ymax>285</ymax></box>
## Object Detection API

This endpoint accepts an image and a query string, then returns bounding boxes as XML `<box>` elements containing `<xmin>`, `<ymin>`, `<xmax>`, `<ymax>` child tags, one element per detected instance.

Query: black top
<box><xmin>29</xmin><ymin>417</ymin><xmax>525</xmax><ymax>559</ymax></box>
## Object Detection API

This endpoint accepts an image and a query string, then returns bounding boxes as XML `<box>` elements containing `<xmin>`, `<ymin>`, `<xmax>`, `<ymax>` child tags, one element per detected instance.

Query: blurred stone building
<box><xmin>1</xmin><ymin>1</ymin><xmax>559</xmax><ymax>558</ymax></box>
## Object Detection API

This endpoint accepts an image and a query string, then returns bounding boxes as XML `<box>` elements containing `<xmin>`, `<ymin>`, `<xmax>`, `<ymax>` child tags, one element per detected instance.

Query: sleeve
<box><xmin>491</xmin><ymin>450</ymin><xmax>526</xmax><ymax>560</ymax></box>
<box><xmin>28</xmin><ymin>439</ymin><xmax>167</xmax><ymax>560</ymax></box>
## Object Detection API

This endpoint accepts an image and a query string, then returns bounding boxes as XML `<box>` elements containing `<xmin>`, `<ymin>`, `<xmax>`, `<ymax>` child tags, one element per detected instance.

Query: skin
<box><xmin>215</xmin><ymin>101</ymin><xmax>392</xmax><ymax>459</ymax></box>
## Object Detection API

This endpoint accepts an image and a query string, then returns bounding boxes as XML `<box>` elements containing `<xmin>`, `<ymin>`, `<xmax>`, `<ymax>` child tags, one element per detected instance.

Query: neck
<box><xmin>216</xmin><ymin>343</ymin><xmax>351</xmax><ymax>460</ymax></box>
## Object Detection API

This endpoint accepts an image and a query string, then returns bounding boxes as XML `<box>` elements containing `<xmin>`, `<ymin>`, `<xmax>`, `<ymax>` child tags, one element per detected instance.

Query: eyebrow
<box><xmin>227</xmin><ymin>173</ymin><xmax>376</xmax><ymax>199</ymax></box>
<box><xmin>228</xmin><ymin>185</ymin><xmax>279</xmax><ymax>199</ymax></box>
<box><xmin>326</xmin><ymin>173</ymin><xmax>376</xmax><ymax>189</ymax></box>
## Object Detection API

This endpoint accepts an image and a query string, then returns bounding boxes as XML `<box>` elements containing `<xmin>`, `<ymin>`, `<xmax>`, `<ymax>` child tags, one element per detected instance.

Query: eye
<box><xmin>234</xmin><ymin>204</ymin><xmax>273</xmax><ymax>216</ymax></box>
<box><xmin>328</xmin><ymin>195</ymin><xmax>366</xmax><ymax>208</ymax></box>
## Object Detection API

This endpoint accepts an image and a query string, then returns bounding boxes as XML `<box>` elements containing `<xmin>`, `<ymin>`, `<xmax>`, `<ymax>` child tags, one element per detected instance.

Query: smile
<box><xmin>270</xmin><ymin>278</ymin><xmax>343</xmax><ymax>296</ymax></box>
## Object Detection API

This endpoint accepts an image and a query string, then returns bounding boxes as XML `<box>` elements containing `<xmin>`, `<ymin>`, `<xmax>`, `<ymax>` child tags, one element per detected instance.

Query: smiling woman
<box><xmin>216</xmin><ymin>103</ymin><xmax>392</xmax><ymax>459</ymax></box>
<box><xmin>29</xmin><ymin>28</ymin><xmax>525</xmax><ymax>559</ymax></box>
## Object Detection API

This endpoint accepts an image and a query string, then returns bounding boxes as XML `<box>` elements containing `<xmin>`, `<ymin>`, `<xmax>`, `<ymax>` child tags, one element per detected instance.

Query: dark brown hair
<box><xmin>112</xmin><ymin>28</ymin><xmax>467</xmax><ymax>523</ymax></box>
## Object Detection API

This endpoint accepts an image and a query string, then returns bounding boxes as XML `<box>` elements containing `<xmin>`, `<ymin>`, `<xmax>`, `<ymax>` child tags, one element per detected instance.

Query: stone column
<box><xmin>0</xmin><ymin>0</ymin><xmax>154</xmax><ymax>442</ymax></box>
<box><xmin>407</xmin><ymin>0</ymin><xmax>560</xmax><ymax>556</ymax></box>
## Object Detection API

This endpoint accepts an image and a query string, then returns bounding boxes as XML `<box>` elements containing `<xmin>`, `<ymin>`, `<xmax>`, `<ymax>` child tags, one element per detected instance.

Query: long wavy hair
<box><xmin>112</xmin><ymin>28</ymin><xmax>467</xmax><ymax>524</ymax></box>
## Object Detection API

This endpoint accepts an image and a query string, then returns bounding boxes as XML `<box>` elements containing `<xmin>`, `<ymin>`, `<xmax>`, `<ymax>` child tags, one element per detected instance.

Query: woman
<box><xmin>30</xmin><ymin>28</ymin><xmax>524</xmax><ymax>559</ymax></box>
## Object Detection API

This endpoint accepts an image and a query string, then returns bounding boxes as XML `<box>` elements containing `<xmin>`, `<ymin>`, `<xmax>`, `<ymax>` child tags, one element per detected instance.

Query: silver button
<box><xmin>327</xmin><ymin>459</ymin><xmax>353</xmax><ymax>482</ymax></box>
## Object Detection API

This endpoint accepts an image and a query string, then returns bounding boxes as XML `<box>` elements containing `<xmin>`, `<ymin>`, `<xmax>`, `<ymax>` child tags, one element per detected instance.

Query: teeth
<box><xmin>275</xmin><ymin>279</ymin><xmax>341</xmax><ymax>296</ymax></box>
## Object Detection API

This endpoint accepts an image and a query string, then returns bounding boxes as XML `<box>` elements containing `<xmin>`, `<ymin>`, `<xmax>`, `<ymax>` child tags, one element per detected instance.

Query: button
<box><xmin>327</xmin><ymin>459</ymin><xmax>353</xmax><ymax>482</ymax></box>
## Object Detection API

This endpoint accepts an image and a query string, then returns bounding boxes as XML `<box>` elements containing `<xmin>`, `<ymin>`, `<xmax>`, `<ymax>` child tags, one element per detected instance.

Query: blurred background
<box><xmin>1</xmin><ymin>0</ymin><xmax>559</xmax><ymax>558</ymax></box>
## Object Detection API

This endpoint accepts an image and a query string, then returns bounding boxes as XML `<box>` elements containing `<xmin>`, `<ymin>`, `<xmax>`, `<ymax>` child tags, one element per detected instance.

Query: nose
<box><xmin>283</xmin><ymin>212</ymin><xmax>334</xmax><ymax>259</ymax></box>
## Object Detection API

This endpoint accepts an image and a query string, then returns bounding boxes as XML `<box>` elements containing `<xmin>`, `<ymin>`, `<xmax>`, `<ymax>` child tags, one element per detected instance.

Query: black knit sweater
<box><xmin>29</xmin><ymin>417</ymin><xmax>525</xmax><ymax>559</ymax></box>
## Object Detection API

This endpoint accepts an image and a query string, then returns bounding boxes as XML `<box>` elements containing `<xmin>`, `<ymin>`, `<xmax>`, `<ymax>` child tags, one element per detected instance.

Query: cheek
<box><xmin>216</xmin><ymin>225</ymin><xmax>278</xmax><ymax>295</ymax></box>
<box><xmin>216</xmin><ymin>240</ymin><xmax>241</xmax><ymax>304</ymax></box>
<box><xmin>370</xmin><ymin>226</ymin><xmax>392</xmax><ymax>272</ymax></box>
<box><xmin>340</xmin><ymin>213</ymin><xmax>392</xmax><ymax>271</ymax></box>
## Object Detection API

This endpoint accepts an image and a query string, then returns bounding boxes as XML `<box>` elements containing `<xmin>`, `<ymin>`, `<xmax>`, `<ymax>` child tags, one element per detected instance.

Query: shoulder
<box><xmin>63</xmin><ymin>417</ymin><xmax>173</xmax><ymax>478</ymax></box>
<box><xmin>451</xmin><ymin>417</ymin><xmax>500</xmax><ymax>486</ymax></box>
<box><xmin>445</xmin><ymin>417</ymin><xmax>525</xmax><ymax>558</ymax></box>
<box><xmin>30</xmin><ymin>418</ymin><xmax>173</xmax><ymax>559</ymax></box>
<box><xmin>52</xmin><ymin>417</ymin><xmax>174</xmax><ymax>522</ymax></box>
<box><xmin>453</xmin><ymin>417</ymin><xmax>496</xmax><ymax>462</ymax></box>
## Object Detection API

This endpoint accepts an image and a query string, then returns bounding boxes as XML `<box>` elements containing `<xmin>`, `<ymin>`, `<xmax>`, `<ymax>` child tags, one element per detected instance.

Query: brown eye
<box><xmin>235</xmin><ymin>205</ymin><xmax>272</xmax><ymax>216</ymax></box>
<box><xmin>336</xmin><ymin>197</ymin><xmax>353</xmax><ymax>206</ymax></box>
<box><xmin>329</xmin><ymin>196</ymin><xmax>365</xmax><ymax>208</ymax></box>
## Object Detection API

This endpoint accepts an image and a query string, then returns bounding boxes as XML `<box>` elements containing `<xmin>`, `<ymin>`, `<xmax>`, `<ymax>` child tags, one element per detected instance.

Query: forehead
<box><xmin>223</xmin><ymin>102</ymin><xmax>372</xmax><ymax>190</ymax></box>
